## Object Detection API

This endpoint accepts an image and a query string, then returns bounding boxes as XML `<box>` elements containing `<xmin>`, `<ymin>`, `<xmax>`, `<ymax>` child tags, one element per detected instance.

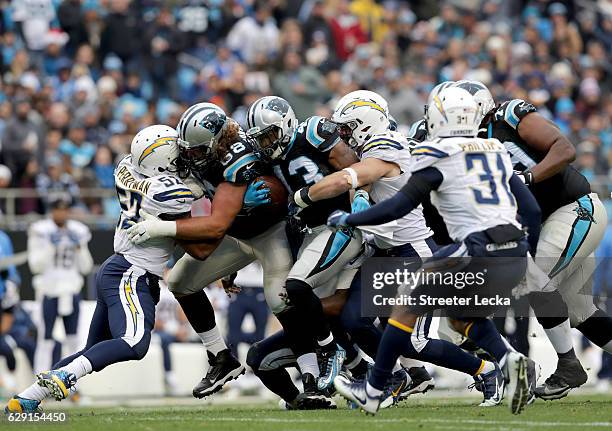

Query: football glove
<box><xmin>243</xmin><ymin>180</ymin><xmax>271</xmax><ymax>209</ymax></box>
<box><xmin>127</xmin><ymin>210</ymin><xmax>176</xmax><ymax>245</ymax></box>
<box><xmin>327</xmin><ymin>210</ymin><xmax>350</xmax><ymax>229</ymax></box>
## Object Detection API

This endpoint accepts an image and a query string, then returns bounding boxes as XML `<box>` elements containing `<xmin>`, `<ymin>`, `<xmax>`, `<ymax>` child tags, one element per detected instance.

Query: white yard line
<box><xmin>105</xmin><ymin>415</ymin><xmax>612</xmax><ymax>428</ymax></box>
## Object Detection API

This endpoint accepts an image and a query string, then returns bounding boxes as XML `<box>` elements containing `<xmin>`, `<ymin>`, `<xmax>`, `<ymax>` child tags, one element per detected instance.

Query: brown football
<box><xmin>255</xmin><ymin>175</ymin><xmax>288</xmax><ymax>214</ymax></box>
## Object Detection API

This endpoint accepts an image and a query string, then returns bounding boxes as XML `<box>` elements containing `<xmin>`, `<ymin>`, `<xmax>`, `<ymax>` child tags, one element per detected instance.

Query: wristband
<box><xmin>294</xmin><ymin>187</ymin><xmax>314</xmax><ymax>208</ymax></box>
<box><xmin>342</xmin><ymin>167</ymin><xmax>359</xmax><ymax>189</ymax></box>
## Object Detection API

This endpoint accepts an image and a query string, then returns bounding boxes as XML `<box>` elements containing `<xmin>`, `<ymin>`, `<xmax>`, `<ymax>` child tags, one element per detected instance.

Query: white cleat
<box><xmin>505</xmin><ymin>352</ymin><xmax>530</xmax><ymax>415</ymax></box>
<box><xmin>333</xmin><ymin>374</ymin><xmax>381</xmax><ymax>415</ymax></box>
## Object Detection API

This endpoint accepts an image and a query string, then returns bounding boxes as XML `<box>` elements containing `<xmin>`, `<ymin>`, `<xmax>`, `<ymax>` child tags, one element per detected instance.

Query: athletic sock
<box><xmin>543</xmin><ymin>319</ymin><xmax>575</xmax><ymax>357</ymax></box>
<box><xmin>177</xmin><ymin>291</ymin><xmax>217</xmax><ymax>332</ymax></box>
<box><xmin>18</xmin><ymin>383</ymin><xmax>50</xmax><ymax>402</ymax></box>
<box><xmin>398</xmin><ymin>356</ymin><xmax>421</xmax><ymax>369</ymax></box>
<box><xmin>575</xmin><ymin>309</ymin><xmax>612</xmax><ymax>354</ymax></box>
<box><xmin>317</xmin><ymin>332</ymin><xmax>334</xmax><ymax>350</ymax></box>
<box><xmin>256</xmin><ymin>368</ymin><xmax>300</xmax><ymax>403</ymax></box>
<box><xmin>464</xmin><ymin>319</ymin><xmax>509</xmax><ymax>366</ymax></box>
<box><xmin>369</xmin><ymin>319</ymin><xmax>483</xmax><ymax>391</ymax></box>
<box><xmin>198</xmin><ymin>327</ymin><xmax>228</xmax><ymax>356</ymax></box>
<box><xmin>58</xmin><ymin>355</ymin><xmax>92</xmax><ymax>379</ymax></box>
<box><xmin>296</xmin><ymin>353</ymin><xmax>320</xmax><ymax>378</ymax></box>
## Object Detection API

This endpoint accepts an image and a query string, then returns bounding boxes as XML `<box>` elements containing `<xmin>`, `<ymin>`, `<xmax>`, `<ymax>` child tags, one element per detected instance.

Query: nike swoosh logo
<box><xmin>391</xmin><ymin>381</ymin><xmax>406</xmax><ymax>398</ymax></box>
<box><xmin>354</xmin><ymin>392</ymin><xmax>367</xmax><ymax>405</ymax></box>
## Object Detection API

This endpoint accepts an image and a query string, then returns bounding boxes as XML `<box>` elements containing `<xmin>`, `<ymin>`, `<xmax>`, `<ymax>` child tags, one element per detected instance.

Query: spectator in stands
<box><xmin>36</xmin><ymin>155</ymin><xmax>80</xmax><ymax>211</ymax></box>
<box><xmin>1</xmin><ymin>97</ymin><xmax>42</xmax><ymax>185</ymax></box>
<box><xmin>227</xmin><ymin>1</ymin><xmax>279</xmax><ymax>65</ymax></box>
<box><xmin>273</xmin><ymin>50</ymin><xmax>325</xmax><ymax>120</ymax></box>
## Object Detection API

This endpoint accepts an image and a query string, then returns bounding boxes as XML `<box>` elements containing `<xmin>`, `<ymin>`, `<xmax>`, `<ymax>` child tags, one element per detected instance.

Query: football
<box><xmin>255</xmin><ymin>175</ymin><xmax>288</xmax><ymax>215</ymax></box>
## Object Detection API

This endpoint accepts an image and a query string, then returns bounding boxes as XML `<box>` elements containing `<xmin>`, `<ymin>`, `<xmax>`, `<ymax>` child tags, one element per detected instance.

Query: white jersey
<box><xmin>359</xmin><ymin>130</ymin><xmax>432</xmax><ymax>248</ymax></box>
<box><xmin>410</xmin><ymin>137</ymin><xmax>520</xmax><ymax>242</ymax></box>
<box><xmin>113</xmin><ymin>156</ymin><xmax>194</xmax><ymax>277</ymax></box>
<box><xmin>28</xmin><ymin>218</ymin><xmax>92</xmax><ymax>297</ymax></box>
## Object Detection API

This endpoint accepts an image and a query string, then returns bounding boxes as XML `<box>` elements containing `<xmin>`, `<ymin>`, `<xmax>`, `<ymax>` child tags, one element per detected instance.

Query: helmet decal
<box><xmin>340</xmin><ymin>99</ymin><xmax>386</xmax><ymax>115</ymax></box>
<box><xmin>265</xmin><ymin>97</ymin><xmax>290</xmax><ymax>114</ymax></box>
<box><xmin>199</xmin><ymin>110</ymin><xmax>226</xmax><ymax>136</ymax></box>
<box><xmin>138</xmin><ymin>136</ymin><xmax>175</xmax><ymax>165</ymax></box>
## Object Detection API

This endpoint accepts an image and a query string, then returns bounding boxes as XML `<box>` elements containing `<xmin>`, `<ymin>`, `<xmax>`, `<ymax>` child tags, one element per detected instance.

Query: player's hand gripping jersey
<box><xmin>114</xmin><ymin>156</ymin><xmax>194</xmax><ymax>276</ymax></box>
<box><xmin>273</xmin><ymin>116</ymin><xmax>351</xmax><ymax>227</ymax></box>
<box><xmin>480</xmin><ymin>99</ymin><xmax>590</xmax><ymax>220</ymax></box>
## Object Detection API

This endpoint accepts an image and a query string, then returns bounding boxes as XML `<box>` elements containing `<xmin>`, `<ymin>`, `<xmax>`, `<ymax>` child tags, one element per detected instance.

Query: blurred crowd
<box><xmin>0</xmin><ymin>0</ymin><xmax>610</xmax><ymax>220</ymax></box>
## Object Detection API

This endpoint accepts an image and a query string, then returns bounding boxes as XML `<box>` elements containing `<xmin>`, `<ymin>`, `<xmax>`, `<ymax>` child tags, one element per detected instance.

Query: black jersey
<box><xmin>274</xmin><ymin>116</ymin><xmax>352</xmax><ymax>228</ymax></box>
<box><xmin>480</xmin><ymin>99</ymin><xmax>590</xmax><ymax>221</ymax></box>
<box><xmin>191</xmin><ymin>133</ymin><xmax>279</xmax><ymax>239</ymax></box>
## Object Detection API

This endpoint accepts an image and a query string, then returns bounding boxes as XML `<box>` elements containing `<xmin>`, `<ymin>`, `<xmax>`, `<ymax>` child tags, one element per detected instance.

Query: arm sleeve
<box><xmin>346</xmin><ymin>167</ymin><xmax>443</xmax><ymax>227</ymax></box>
<box><xmin>509</xmin><ymin>174</ymin><xmax>541</xmax><ymax>255</ymax></box>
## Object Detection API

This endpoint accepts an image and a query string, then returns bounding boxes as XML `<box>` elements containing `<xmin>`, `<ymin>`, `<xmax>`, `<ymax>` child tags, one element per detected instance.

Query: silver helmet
<box><xmin>246</xmin><ymin>96</ymin><xmax>297</xmax><ymax>161</ymax></box>
<box><xmin>453</xmin><ymin>80</ymin><xmax>495</xmax><ymax>124</ymax></box>
<box><xmin>175</xmin><ymin>102</ymin><xmax>227</xmax><ymax>177</ymax></box>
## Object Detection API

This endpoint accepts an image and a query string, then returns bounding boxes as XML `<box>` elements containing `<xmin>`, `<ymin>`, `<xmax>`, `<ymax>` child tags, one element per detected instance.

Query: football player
<box><xmin>5</xmin><ymin>125</ymin><xmax>201</xmax><ymax>413</ymax></box>
<box><xmin>291</xmin><ymin>90</ymin><xmax>438</xmax><ymax>401</ymax></box>
<box><xmin>246</xmin><ymin>96</ymin><xmax>363</xmax><ymax>394</ymax></box>
<box><xmin>328</xmin><ymin>87</ymin><xmax>541</xmax><ymax>415</ymax></box>
<box><xmin>125</xmin><ymin>103</ymin><xmax>299</xmax><ymax>401</ymax></box>
<box><xmin>456</xmin><ymin>80</ymin><xmax>610</xmax><ymax>399</ymax></box>
<box><xmin>28</xmin><ymin>195</ymin><xmax>93</xmax><ymax>373</ymax></box>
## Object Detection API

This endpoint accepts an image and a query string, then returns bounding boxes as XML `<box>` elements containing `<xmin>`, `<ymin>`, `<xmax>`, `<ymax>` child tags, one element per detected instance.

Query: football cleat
<box><xmin>334</xmin><ymin>374</ymin><xmax>381</xmax><ymax>415</ymax></box>
<box><xmin>295</xmin><ymin>373</ymin><xmax>336</xmax><ymax>410</ymax></box>
<box><xmin>534</xmin><ymin>356</ymin><xmax>587</xmax><ymax>401</ymax></box>
<box><xmin>193</xmin><ymin>349</ymin><xmax>245</xmax><ymax>399</ymax></box>
<box><xmin>36</xmin><ymin>370</ymin><xmax>76</xmax><ymax>401</ymax></box>
<box><xmin>504</xmin><ymin>352</ymin><xmax>529</xmax><ymax>414</ymax></box>
<box><xmin>526</xmin><ymin>357</ymin><xmax>540</xmax><ymax>405</ymax></box>
<box><xmin>471</xmin><ymin>363</ymin><xmax>504</xmax><ymax>407</ymax></box>
<box><xmin>317</xmin><ymin>344</ymin><xmax>346</xmax><ymax>390</ymax></box>
<box><xmin>381</xmin><ymin>366</ymin><xmax>435</xmax><ymax>407</ymax></box>
<box><xmin>4</xmin><ymin>396</ymin><xmax>41</xmax><ymax>414</ymax></box>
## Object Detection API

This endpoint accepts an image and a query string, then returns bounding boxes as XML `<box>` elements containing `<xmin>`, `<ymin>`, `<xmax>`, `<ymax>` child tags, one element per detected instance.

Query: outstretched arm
<box><xmin>517</xmin><ymin>113</ymin><xmax>576</xmax><ymax>184</ymax></box>
<box><xmin>303</xmin><ymin>158</ymin><xmax>397</xmax><ymax>204</ymax></box>
<box><xmin>335</xmin><ymin>167</ymin><xmax>442</xmax><ymax>227</ymax></box>
<box><xmin>174</xmin><ymin>182</ymin><xmax>245</xmax><ymax>241</ymax></box>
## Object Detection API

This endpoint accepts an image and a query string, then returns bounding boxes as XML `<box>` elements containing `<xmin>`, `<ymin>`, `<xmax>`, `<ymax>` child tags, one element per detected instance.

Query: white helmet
<box><xmin>131</xmin><ymin>125</ymin><xmax>178</xmax><ymax>177</ymax></box>
<box><xmin>331</xmin><ymin>90</ymin><xmax>389</xmax><ymax>150</ymax></box>
<box><xmin>425</xmin><ymin>87</ymin><xmax>479</xmax><ymax>139</ymax></box>
<box><xmin>426</xmin><ymin>81</ymin><xmax>455</xmax><ymax>109</ymax></box>
<box><xmin>453</xmin><ymin>80</ymin><xmax>495</xmax><ymax>125</ymax></box>
<box><xmin>175</xmin><ymin>102</ymin><xmax>227</xmax><ymax>176</ymax></box>
<box><xmin>246</xmin><ymin>96</ymin><xmax>298</xmax><ymax>161</ymax></box>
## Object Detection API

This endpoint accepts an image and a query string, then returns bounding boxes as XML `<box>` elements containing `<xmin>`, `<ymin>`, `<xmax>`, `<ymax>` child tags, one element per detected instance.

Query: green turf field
<box><xmin>2</xmin><ymin>395</ymin><xmax>611</xmax><ymax>431</ymax></box>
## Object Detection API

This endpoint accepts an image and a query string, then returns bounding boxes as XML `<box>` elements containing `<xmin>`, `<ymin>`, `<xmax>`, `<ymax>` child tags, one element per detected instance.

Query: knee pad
<box><xmin>284</xmin><ymin>279</ymin><xmax>313</xmax><ymax>305</ymax></box>
<box><xmin>246</xmin><ymin>342</ymin><xmax>262</xmax><ymax>371</ymax></box>
<box><xmin>575</xmin><ymin>308</ymin><xmax>612</xmax><ymax>347</ymax></box>
<box><xmin>529</xmin><ymin>291</ymin><xmax>569</xmax><ymax>324</ymax></box>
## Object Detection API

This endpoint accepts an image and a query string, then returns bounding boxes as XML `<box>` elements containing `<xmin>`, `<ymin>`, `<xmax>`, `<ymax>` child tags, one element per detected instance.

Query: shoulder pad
<box><xmin>410</xmin><ymin>139</ymin><xmax>461</xmax><ymax>171</ymax></box>
<box><xmin>496</xmin><ymin>99</ymin><xmax>537</xmax><ymax>129</ymax></box>
<box><xmin>362</xmin><ymin>131</ymin><xmax>408</xmax><ymax>155</ymax></box>
<box><xmin>149</xmin><ymin>176</ymin><xmax>195</xmax><ymax>203</ymax></box>
<box><xmin>301</xmin><ymin>116</ymin><xmax>341</xmax><ymax>152</ymax></box>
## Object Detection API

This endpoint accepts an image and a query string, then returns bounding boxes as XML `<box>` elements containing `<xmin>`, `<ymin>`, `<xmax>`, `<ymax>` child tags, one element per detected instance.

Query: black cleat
<box><xmin>192</xmin><ymin>349</ymin><xmax>245</xmax><ymax>399</ymax></box>
<box><xmin>295</xmin><ymin>373</ymin><xmax>336</xmax><ymax>410</ymax></box>
<box><xmin>380</xmin><ymin>366</ymin><xmax>435</xmax><ymax>408</ymax></box>
<box><xmin>535</xmin><ymin>356</ymin><xmax>587</xmax><ymax>400</ymax></box>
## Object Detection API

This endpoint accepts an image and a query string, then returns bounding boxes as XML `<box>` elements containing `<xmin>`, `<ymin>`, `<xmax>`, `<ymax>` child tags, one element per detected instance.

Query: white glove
<box><xmin>127</xmin><ymin>210</ymin><xmax>177</xmax><ymax>245</ymax></box>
